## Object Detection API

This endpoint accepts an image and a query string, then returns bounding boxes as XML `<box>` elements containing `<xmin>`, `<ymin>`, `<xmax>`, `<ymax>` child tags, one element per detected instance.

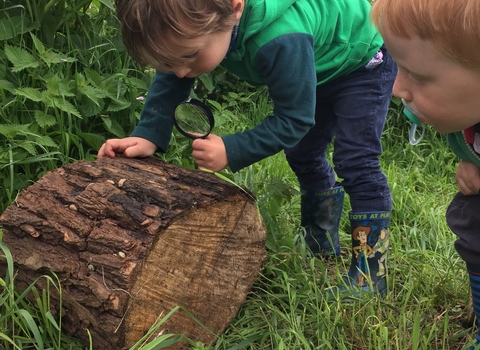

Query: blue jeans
<box><xmin>285</xmin><ymin>46</ymin><xmax>397</xmax><ymax>213</ymax></box>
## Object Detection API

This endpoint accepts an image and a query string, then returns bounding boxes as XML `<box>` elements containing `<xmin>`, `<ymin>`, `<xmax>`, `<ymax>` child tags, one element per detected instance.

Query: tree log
<box><xmin>0</xmin><ymin>156</ymin><xmax>267</xmax><ymax>349</ymax></box>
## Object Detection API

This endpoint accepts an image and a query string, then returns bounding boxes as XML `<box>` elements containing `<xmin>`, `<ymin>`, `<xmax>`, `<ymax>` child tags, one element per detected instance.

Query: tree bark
<box><xmin>0</xmin><ymin>156</ymin><xmax>267</xmax><ymax>349</ymax></box>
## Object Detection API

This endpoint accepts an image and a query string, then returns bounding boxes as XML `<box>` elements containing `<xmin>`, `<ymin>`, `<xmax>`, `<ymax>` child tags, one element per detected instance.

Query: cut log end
<box><xmin>0</xmin><ymin>156</ymin><xmax>267</xmax><ymax>349</ymax></box>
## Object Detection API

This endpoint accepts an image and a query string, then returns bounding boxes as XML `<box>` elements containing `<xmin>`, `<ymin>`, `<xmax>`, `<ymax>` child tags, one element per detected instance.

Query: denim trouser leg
<box><xmin>285</xmin><ymin>46</ymin><xmax>397</xmax><ymax>213</ymax></box>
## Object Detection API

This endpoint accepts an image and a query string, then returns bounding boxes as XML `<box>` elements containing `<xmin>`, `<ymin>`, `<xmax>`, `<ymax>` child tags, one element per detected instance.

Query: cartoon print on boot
<box><xmin>352</xmin><ymin>225</ymin><xmax>374</xmax><ymax>286</ymax></box>
<box><xmin>369</xmin><ymin>228</ymin><xmax>389</xmax><ymax>277</ymax></box>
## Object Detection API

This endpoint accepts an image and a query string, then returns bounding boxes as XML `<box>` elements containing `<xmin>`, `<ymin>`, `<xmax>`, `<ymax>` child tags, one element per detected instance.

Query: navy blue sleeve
<box><xmin>222</xmin><ymin>33</ymin><xmax>317</xmax><ymax>172</ymax></box>
<box><xmin>131</xmin><ymin>72</ymin><xmax>195</xmax><ymax>152</ymax></box>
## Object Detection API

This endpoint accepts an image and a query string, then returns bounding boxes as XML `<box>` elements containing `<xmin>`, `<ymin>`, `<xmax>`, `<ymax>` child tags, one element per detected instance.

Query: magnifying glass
<box><xmin>173</xmin><ymin>98</ymin><xmax>215</xmax><ymax>139</ymax></box>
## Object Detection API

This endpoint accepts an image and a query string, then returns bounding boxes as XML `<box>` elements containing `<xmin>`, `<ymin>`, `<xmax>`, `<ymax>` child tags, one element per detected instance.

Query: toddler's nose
<box><xmin>174</xmin><ymin>67</ymin><xmax>191</xmax><ymax>79</ymax></box>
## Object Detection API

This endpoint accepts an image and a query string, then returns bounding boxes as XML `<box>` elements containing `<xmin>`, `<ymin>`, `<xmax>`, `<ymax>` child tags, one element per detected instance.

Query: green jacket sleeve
<box><xmin>222</xmin><ymin>33</ymin><xmax>317</xmax><ymax>172</ymax></box>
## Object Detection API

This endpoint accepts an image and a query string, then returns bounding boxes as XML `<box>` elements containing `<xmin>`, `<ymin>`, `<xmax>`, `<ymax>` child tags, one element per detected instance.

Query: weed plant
<box><xmin>0</xmin><ymin>2</ymin><xmax>476</xmax><ymax>350</ymax></box>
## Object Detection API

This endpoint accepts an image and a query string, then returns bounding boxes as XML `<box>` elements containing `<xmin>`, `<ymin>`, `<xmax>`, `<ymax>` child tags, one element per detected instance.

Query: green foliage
<box><xmin>0</xmin><ymin>240</ymin><xmax>86</xmax><ymax>349</ymax></box>
<box><xmin>0</xmin><ymin>0</ymin><xmax>151</xmax><ymax>208</ymax></box>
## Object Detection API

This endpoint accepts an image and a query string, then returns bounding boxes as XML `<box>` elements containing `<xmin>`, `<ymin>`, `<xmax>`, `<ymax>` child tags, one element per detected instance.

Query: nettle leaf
<box><xmin>85</xmin><ymin>69</ymin><xmax>103</xmax><ymax>88</ymax></box>
<box><xmin>0</xmin><ymin>124</ymin><xmax>30</xmax><ymax>139</ymax></box>
<box><xmin>30</xmin><ymin>33</ymin><xmax>46</xmax><ymax>56</ymax></box>
<box><xmin>206</xmin><ymin>99</ymin><xmax>222</xmax><ymax>111</ymax></box>
<box><xmin>17</xmin><ymin>141</ymin><xmax>37</xmax><ymax>156</ymax></box>
<box><xmin>15</xmin><ymin>87</ymin><xmax>44</xmax><ymax>102</ymax></box>
<box><xmin>45</xmin><ymin>75</ymin><xmax>74</xmax><ymax>97</ymax></box>
<box><xmin>79</xmin><ymin>85</ymin><xmax>107</xmax><ymax>106</ymax></box>
<box><xmin>51</xmin><ymin>97</ymin><xmax>82</xmax><ymax>118</ymax></box>
<box><xmin>31</xmin><ymin>134</ymin><xmax>57</xmax><ymax>148</ymax></box>
<box><xmin>107</xmin><ymin>98</ymin><xmax>131</xmax><ymax>112</ymax></box>
<box><xmin>79</xmin><ymin>96</ymin><xmax>104</xmax><ymax>117</ymax></box>
<box><xmin>78</xmin><ymin>132</ymin><xmax>105</xmax><ymax>150</ymax></box>
<box><xmin>34</xmin><ymin>110</ymin><xmax>57</xmax><ymax>128</ymax></box>
<box><xmin>42</xmin><ymin>50</ymin><xmax>76</xmax><ymax>66</ymax></box>
<box><xmin>0</xmin><ymin>79</ymin><xmax>15</xmax><ymax>93</ymax></box>
<box><xmin>74</xmin><ymin>72</ymin><xmax>87</xmax><ymax>87</ymax></box>
<box><xmin>197</xmin><ymin>74</ymin><xmax>216</xmax><ymax>92</ymax></box>
<box><xmin>5</xmin><ymin>45</ymin><xmax>39</xmax><ymax>72</ymax></box>
<box><xmin>102</xmin><ymin>117</ymin><xmax>126</xmax><ymax>138</ymax></box>
<box><xmin>58</xmin><ymin>81</ymin><xmax>75</xmax><ymax>97</ymax></box>
<box><xmin>104</xmin><ymin>78</ymin><xmax>128</xmax><ymax>99</ymax></box>
<box><xmin>45</xmin><ymin>75</ymin><xmax>60</xmax><ymax>96</ymax></box>
<box><xmin>126</xmin><ymin>77</ymin><xmax>149</xmax><ymax>92</ymax></box>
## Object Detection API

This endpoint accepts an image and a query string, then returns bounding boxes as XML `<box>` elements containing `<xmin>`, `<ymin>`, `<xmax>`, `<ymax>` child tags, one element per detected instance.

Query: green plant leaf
<box><xmin>0</xmin><ymin>16</ymin><xmax>38</xmax><ymax>41</ymax></box>
<box><xmin>0</xmin><ymin>79</ymin><xmax>15</xmax><ymax>93</ymax></box>
<box><xmin>0</xmin><ymin>124</ymin><xmax>30</xmax><ymax>139</ymax></box>
<box><xmin>98</xmin><ymin>0</ymin><xmax>115</xmax><ymax>11</ymax></box>
<box><xmin>16</xmin><ymin>141</ymin><xmax>37</xmax><ymax>156</ymax></box>
<box><xmin>33</xmin><ymin>135</ymin><xmax>57</xmax><ymax>148</ymax></box>
<box><xmin>129</xmin><ymin>306</ymin><xmax>182</xmax><ymax>350</ymax></box>
<box><xmin>126</xmin><ymin>77</ymin><xmax>149</xmax><ymax>92</ymax></box>
<box><xmin>79</xmin><ymin>97</ymin><xmax>104</xmax><ymax>117</ymax></box>
<box><xmin>17</xmin><ymin>309</ymin><xmax>44</xmax><ymax>349</ymax></box>
<box><xmin>5</xmin><ymin>45</ymin><xmax>39</xmax><ymax>72</ymax></box>
<box><xmin>44</xmin><ymin>75</ymin><xmax>74</xmax><ymax>97</ymax></box>
<box><xmin>51</xmin><ymin>97</ymin><xmax>82</xmax><ymax>118</ymax></box>
<box><xmin>138</xmin><ymin>335</ymin><xmax>184</xmax><ymax>350</ymax></box>
<box><xmin>199</xmin><ymin>168</ymin><xmax>256</xmax><ymax>201</ymax></box>
<box><xmin>42</xmin><ymin>49</ymin><xmax>76</xmax><ymax>66</ymax></box>
<box><xmin>107</xmin><ymin>98</ymin><xmax>131</xmax><ymax>112</ymax></box>
<box><xmin>44</xmin><ymin>311</ymin><xmax>60</xmax><ymax>331</ymax></box>
<box><xmin>34</xmin><ymin>110</ymin><xmax>57</xmax><ymax>128</ymax></box>
<box><xmin>197</xmin><ymin>74</ymin><xmax>215</xmax><ymax>92</ymax></box>
<box><xmin>0</xmin><ymin>332</ymin><xmax>20</xmax><ymax>349</ymax></box>
<box><xmin>102</xmin><ymin>117</ymin><xmax>125</xmax><ymax>138</ymax></box>
<box><xmin>30</xmin><ymin>33</ymin><xmax>46</xmax><ymax>56</ymax></box>
<box><xmin>79</xmin><ymin>85</ymin><xmax>108</xmax><ymax>106</ymax></box>
<box><xmin>15</xmin><ymin>87</ymin><xmax>44</xmax><ymax>102</ymax></box>
<box><xmin>79</xmin><ymin>132</ymin><xmax>105</xmax><ymax>150</ymax></box>
<box><xmin>0</xmin><ymin>240</ymin><xmax>14</xmax><ymax>288</ymax></box>
<box><xmin>85</xmin><ymin>69</ymin><xmax>103</xmax><ymax>88</ymax></box>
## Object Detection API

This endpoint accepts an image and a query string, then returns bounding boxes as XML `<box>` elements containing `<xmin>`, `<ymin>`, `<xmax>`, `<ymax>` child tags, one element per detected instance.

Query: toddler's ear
<box><xmin>231</xmin><ymin>0</ymin><xmax>244</xmax><ymax>19</ymax></box>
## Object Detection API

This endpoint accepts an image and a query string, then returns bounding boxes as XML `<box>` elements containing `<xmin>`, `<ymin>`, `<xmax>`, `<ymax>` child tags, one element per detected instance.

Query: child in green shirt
<box><xmin>99</xmin><ymin>0</ymin><xmax>397</xmax><ymax>295</ymax></box>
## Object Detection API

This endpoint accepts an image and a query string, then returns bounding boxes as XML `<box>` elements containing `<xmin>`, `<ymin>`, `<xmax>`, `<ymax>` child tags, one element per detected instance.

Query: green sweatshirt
<box><xmin>447</xmin><ymin>125</ymin><xmax>480</xmax><ymax>167</ymax></box>
<box><xmin>132</xmin><ymin>0</ymin><xmax>383</xmax><ymax>172</ymax></box>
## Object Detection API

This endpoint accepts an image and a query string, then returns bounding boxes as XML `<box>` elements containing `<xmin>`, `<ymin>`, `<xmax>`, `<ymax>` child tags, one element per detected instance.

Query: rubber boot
<box><xmin>345</xmin><ymin>211</ymin><xmax>391</xmax><ymax>296</ymax></box>
<box><xmin>466</xmin><ymin>263</ymin><xmax>480</xmax><ymax>350</ymax></box>
<box><xmin>301</xmin><ymin>186</ymin><xmax>344</xmax><ymax>257</ymax></box>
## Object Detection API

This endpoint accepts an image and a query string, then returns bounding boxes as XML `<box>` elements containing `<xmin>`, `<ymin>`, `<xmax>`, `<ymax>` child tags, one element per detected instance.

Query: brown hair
<box><xmin>115</xmin><ymin>0</ymin><xmax>238</xmax><ymax>69</ymax></box>
<box><xmin>371</xmin><ymin>0</ymin><xmax>480</xmax><ymax>69</ymax></box>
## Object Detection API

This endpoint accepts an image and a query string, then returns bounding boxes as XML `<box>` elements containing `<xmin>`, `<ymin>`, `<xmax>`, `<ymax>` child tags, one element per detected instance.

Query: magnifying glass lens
<box><xmin>173</xmin><ymin>99</ymin><xmax>215</xmax><ymax>139</ymax></box>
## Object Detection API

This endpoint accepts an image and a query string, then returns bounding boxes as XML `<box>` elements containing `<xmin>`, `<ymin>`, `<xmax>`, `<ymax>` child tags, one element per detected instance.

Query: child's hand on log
<box><xmin>98</xmin><ymin>137</ymin><xmax>157</xmax><ymax>159</ymax></box>
<box><xmin>192</xmin><ymin>134</ymin><xmax>229</xmax><ymax>172</ymax></box>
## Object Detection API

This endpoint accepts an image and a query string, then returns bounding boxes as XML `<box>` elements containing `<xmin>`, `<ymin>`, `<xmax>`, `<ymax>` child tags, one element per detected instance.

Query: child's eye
<box><xmin>405</xmin><ymin>69</ymin><xmax>430</xmax><ymax>83</ymax></box>
<box><xmin>406</xmin><ymin>72</ymin><xmax>419</xmax><ymax>82</ymax></box>
<box><xmin>400</xmin><ymin>66</ymin><xmax>429</xmax><ymax>84</ymax></box>
<box><xmin>182</xmin><ymin>51</ymin><xmax>199</xmax><ymax>60</ymax></box>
